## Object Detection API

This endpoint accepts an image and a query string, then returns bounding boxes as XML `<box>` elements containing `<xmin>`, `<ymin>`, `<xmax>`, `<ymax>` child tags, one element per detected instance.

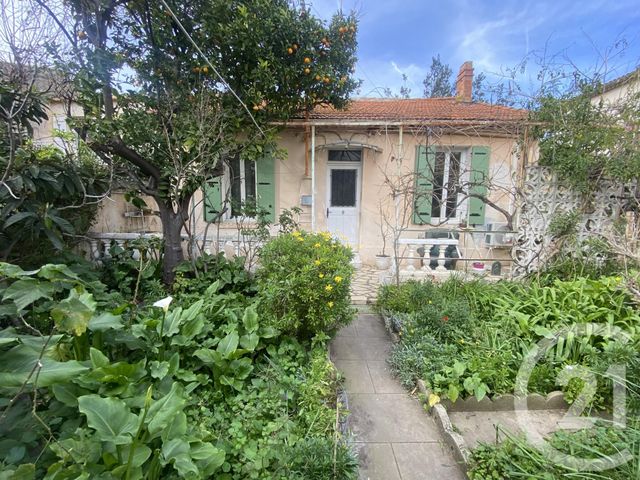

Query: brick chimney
<box><xmin>455</xmin><ymin>61</ymin><xmax>474</xmax><ymax>102</ymax></box>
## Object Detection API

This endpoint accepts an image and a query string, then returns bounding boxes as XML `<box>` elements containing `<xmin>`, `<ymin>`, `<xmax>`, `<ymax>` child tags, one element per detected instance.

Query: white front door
<box><xmin>326</xmin><ymin>163</ymin><xmax>360</xmax><ymax>247</ymax></box>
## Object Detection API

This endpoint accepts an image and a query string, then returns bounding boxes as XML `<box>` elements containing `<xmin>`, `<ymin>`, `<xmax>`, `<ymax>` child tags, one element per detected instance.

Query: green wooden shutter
<box><xmin>256</xmin><ymin>152</ymin><xmax>276</xmax><ymax>222</ymax></box>
<box><xmin>468</xmin><ymin>146</ymin><xmax>490</xmax><ymax>226</ymax></box>
<box><xmin>413</xmin><ymin>145</ymin><xmax>436</xmax><ymax>224</ymax></box>
<box><xmin>203</xmin><ymin>177</ymin><xmax>222</xmax><ymax>223</ymax></box>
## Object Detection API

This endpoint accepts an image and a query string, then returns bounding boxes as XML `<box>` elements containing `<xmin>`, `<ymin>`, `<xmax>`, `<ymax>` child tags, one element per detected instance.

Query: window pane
<box><xmin>330</xmin><ymin>169</ymin><xmax>357</xmax><ymax>207</ymax></box>
<box><xmin>245</xmin><ymin>159</ymin><xmax>256</xmax><ymax>201</ymax></box>
<box><xmin>328</xmin><ymin>150</ymin><xmax>362</xmax><ymax>162</ymax></box>
<box><xmin>431</xmin><ymin>152</ymin><xmax>446</xmax><ymax>218</ymax></box>
<box><xmin>445</xmin><ymin>152</ymin><xmax>461</xmax><ymax>218</ymax></box>
<box><xmin>229</xmin><ymin>154</ymin><xmax>242</xmax><ymax>217</ymax></box>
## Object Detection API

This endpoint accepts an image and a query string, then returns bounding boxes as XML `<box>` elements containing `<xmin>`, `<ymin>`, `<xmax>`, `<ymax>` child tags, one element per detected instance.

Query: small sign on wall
<box><xmin>300</xmin><ymin>195</ymin><xmax>312</xmax><ymax>206</ymax></box>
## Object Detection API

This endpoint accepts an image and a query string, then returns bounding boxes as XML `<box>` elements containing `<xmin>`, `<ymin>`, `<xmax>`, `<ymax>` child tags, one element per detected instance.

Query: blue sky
<box><xmin>310</xmin><ymin>0</ymin><xmax>640</xmax><ymax>98</ymax></box>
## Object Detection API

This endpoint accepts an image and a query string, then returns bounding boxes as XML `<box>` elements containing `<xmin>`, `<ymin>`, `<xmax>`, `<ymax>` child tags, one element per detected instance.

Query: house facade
<box><xmin>190</xmin><ymin>62</ymin><xmax>528</xmax><ymax>271</ymax></box>
<box><xmin>36</xmin><ymin>62</ymin><xmax>530</xmax><ymax>273</ymax></box>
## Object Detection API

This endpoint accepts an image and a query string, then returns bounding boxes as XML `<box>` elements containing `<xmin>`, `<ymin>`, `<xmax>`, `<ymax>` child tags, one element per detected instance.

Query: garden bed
<box><xmin>376</xmin><ymin>275</ymin><xmax>640</xmax><ymax>478</ymax></box>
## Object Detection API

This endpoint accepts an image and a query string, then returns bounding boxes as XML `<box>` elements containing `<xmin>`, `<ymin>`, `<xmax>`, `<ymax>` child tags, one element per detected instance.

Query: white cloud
<box><xmin>356</xmin><ymin>59</ymin><xmax>427</xmax><ymax>97</ymax></box>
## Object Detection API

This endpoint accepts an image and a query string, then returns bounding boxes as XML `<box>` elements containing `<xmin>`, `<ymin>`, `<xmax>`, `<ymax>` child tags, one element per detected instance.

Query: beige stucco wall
<box><xmin>185</xmin><ymin>125</ymin><xmax>522</xmax><ymax>267</ymax></box>
<box><xmin>34</xmin><ymin>97</ymin><xmax>521</xmax><ymax>268</ymax></box>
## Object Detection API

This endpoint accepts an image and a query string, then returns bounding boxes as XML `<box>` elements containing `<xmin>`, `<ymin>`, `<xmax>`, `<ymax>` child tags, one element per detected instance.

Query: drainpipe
<box><xmin>304</xmin><ymin>111</ymin><xmax>310</xmax><ymax>177</ymax></box>
<box><xmin>311</xmin><ymin>124</ymin><xmax>316</xmax><ymax>232</ymax></box>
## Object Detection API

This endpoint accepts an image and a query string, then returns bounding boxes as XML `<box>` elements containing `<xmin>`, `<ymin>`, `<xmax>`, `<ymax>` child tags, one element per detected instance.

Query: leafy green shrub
<box><xmin>376</xmin><ymin>279</ymin><xmax>440</xmax><ymax>315</ymax></box>
<box><xmin>98</xmin><ymin>237</ymin><xmax>165</xmax><ymax>301</ymax></box>
<box><xmin>173</xmin><ymin>253</ymin><xmax>254</xmax><ymax>297</ymax></box>
<box><xmin>0</xmin><ymin>262</ymin><xmax>356</xmax><ymax>478</ymax></box>
<box><xmin>257</xmin><ymin>231</ymin><xmax>355</xmax><ymax>339</ymax></box>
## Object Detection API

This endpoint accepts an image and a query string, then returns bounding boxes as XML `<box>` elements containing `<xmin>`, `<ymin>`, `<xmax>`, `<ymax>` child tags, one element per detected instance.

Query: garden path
<box><xmin>350</xmin><ymin>266</ymin><xmax>386</xmax><ymax>305</ymax></box>
<box><xmin>331</xmin><ymin>313</ymin><xmax>465</xmax><ymax>480</ymax></box>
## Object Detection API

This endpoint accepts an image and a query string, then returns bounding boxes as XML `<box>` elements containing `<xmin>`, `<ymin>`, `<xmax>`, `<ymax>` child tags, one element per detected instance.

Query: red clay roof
<box><xmin>305</xmin><ymin>97</ymin><xmax>527</xmax><ymax>123</ymax></box>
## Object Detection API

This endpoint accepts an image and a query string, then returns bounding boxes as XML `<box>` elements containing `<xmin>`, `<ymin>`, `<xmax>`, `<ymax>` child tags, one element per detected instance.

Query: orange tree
<box><xmin>43</xmin><ymin>0</ymin><xmax>358</xmax><ymax>284</ymax></box>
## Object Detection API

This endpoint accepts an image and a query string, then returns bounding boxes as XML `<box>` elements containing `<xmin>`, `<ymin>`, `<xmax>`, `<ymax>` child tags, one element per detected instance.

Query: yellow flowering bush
<box><xmin>257</xmin><ymin>230</ymin><xmax>355</xmax><ymax>339</ymax></box>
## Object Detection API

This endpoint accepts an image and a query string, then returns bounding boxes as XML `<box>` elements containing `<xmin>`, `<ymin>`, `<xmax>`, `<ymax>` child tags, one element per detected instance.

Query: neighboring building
<box><xmin>591</xmin><ymin>67</ymin><xmax>640</xmax><ymax>108</ymax></box>
<box><xmin>34</xmin><ymin>62</ymin><xmax>530</xmax><ymax>271</ymax></box>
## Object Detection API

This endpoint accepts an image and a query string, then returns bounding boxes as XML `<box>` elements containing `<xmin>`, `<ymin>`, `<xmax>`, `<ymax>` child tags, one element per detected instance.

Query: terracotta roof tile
<box><xmin>305</xmin><ymin>97</ymin><xmax>527</xmax><ymax>123</ymax></box>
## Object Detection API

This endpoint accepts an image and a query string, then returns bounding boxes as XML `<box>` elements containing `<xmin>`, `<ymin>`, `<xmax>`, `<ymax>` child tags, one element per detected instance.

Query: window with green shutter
<box><xmin>256</xmin><ymin>152</ymin><xmax>276</xmax><ymax>222</ymax></box>
<box><xmin>468</xmin><ymin>146</ymin><xmax>490</xmax><ymax>226</ymax></box>
<box><xmin>413</xmin><ymin>145</ymin><xmax>436</xmax><ymax>224</ymax></box>
<box><xmin>203</xmin><ymin>177</ymin><xmax>223</xmax><ymax>223</ymax></box>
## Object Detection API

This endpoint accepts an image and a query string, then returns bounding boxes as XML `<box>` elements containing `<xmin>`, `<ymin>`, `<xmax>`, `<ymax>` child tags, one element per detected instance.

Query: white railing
<box><xmin>85</xmin><ymin>232</ymin><xmax>270</xmax><ymax>265</ymax></box>
<box><xmin>393</xmin><ymin>238</ymin><xmax>460</xmax><ymax>277</ymax></box>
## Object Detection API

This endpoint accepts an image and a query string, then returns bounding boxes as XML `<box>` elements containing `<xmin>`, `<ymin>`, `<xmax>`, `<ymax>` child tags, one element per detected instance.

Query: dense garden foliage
<box><xmin>376</xmin><ymin>272</ymin><xmax>640</xmax><ymax>478</ymax></box>
<box><xmin>0</xmin><ymin>231</ymin><xmax>357</xmax><ymax>479</ymax></box>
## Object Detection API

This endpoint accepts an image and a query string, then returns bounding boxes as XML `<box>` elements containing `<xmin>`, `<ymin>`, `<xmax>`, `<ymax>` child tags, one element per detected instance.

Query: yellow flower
<box><xmin>296</xmin><ymin>236</ymin><xmax>304</xmax><ymax>242</ymax></box>
<box><xmin>428</xmin><ymin>300</ymin><xmax>432</xmax><ymax>304</ymax></box>
<box><xmin>325</xmin><ymin>285</ymin><xmax>333</xmax><ymax>292</ymax></box>
<box><xmin>314</xmin><ymin>260</ymin><xmax>321</xmax><ymax>266</ymax></box>
<box><xmin>292</xmin><ymin>230</ymin><xmax>301</xmax><ymax>237</ymax></box>
<box><xmin>334</xmin><ymin>276</ymin><xmax>343</xmax><ymax>283</ymax></box>
<box><xmin>319</xmin><ymin>273</ymin><xmax>324</xmax><ymax>278</ymax></box>
<box><xmin>314</xmin><ymin>243</ymin><xmax>321</xmax><ymax>248</ymax></box>
<box><xmin>327</xmin><ymin>301</ymin><xmax>334</xmax><ymax>308</ymax></box>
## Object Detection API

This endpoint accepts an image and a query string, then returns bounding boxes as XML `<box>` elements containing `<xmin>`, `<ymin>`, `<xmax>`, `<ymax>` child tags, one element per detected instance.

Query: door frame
<box><xmin>326</xmin><ymin>160</ymin><xmax>362</xmax><ymax>246</ymax></box>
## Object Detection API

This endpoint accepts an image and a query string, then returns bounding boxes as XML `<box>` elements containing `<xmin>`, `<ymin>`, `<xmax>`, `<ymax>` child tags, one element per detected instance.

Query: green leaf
<box><xmin>52</xmin><ymin>383</ymin><xmax>90</xmax><ymax>407</ymax></box>
<box><xmin>150</xmin><ymin>360</ymin><xmax>169</xmax><ymax>379</ymax></box>
<box><xmin>239</xmin><ymin>333</ymin><xmax>259</xmax><ymax>351</ymax></box>
<box><xmin>242</xmin><ymin>306</ymin><xmax>259</xmax><ymax>333</ymax></box>
<box><xmin>2</xmin><ymin>278</ymin><xmax>55</xmax><ymax>311</ymax></box>
<box><xmin>217</xmin><ymin>332</ymin><xmax>239</xmax><ymax>359</ymax></box>
<box><xmin>88</xmin><ymin>312</ymin><xmax>123</xmax><ymax>332</ymax></box>
<box><xmin>77</xmin><ymin>395</ymin><xmax>139</xmax><ymax>445</ymax></box>
<box><xmin>191</xmin><ymin>442</ymin><xmax>225</xmax><ymax>476</ymax></box>
<box><xmin>0</xmin><ymin>344</ymin><xmax>89</xmax><ymax>387</ymax></box>
<box><xmin>51</xmin><ymin>289</ymin><xmax>97</xmax><ymax>336</ymax></box>
<box><xmin>475</xmin><ymin>383</ymin><xmax>488</xmax><ymax>402</ymax></box>
<box><xmin>229</xmin><ymin>357</ymin><xmax>253</xmax><ymax>380</ymax></box>
<box><xmin>194</xmin><ymin>348</ymin><xmax>222</xmax><ymax>366</ymax></box>
<box><xmin>447</xmin><ymin>384</ymin><xmax>460</xmax><ymax>403</ymax></box>
<box><xmin>4</xmin><ymin>211</ymin><xmax>37</xmax><ymax>229</ymax></box>
<box><xmin>121</xmin><ymin>444</ymin><xmax>152</xmax><ymax>468</ymax></box>
<box><xmin>146</xmin><ymin>383</ymin><xmax>186</xmax><ymax>437</ymax></box>
<box><xmin>452</xmin><ymin>361</ymin><xmax>466</xmax><ymax>378</ymax></box>
<box><xmin>162</xmin><ymin>438</ymin><xmax>198</xmax><ymax>477</ymax></box>
<box><xmin>90</xmin><ymin>348</ymin><xmax>109</xmax><ymax>368</ymax></box>
<box><xmin>159</xmin><ymin>308</ymin><xmax>182</xmax><ymax>338</ymax></box>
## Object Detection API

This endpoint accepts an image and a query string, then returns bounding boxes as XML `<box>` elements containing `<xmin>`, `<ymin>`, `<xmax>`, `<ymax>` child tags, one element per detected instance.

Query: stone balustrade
<box><xmin>392</xmin><ymin>238</ymin><xmax>460</xmax><ymax>279</ymax></box>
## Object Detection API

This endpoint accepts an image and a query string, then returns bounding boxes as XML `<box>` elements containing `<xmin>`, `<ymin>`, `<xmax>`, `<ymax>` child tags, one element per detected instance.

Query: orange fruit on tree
<box><xmin>202</xmin><ymin>66</ymin><xmax>209</xmax><ymax>74</ymax></box>
<box><xmin>304</xmin><ymin>68</ymin><xmax>311</xmax><ymax>74</ymax></box>
<box><xmin>293</xmin><ymin>43</ymin><xmax>299</xmax><ymax>50</ymax></box>
<box><xmin>323</xmin><ymin>77</ymin><xmax>330</xmax><ymax>84</ymax></box>
<box><xmin>287</xmin><ymin>47</ymin><xmax>293</xmax><ymax>54</ymax></box>
<box><xmin>303</xmin><ymin>57</ymin><xmax>311</xmax><ymax>64</ymax></box>
<box><xmin>315</xmin><ymin>75</ymin><xmax>321</xmax><ymax>81</ymax></box>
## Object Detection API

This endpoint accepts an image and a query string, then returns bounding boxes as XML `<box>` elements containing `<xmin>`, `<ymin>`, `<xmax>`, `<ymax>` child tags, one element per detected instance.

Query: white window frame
<box><xmin>431</xmin><ymin>148</ymin><xmax>470</xmax><ymax>225</ymax></box>
<box><xmin>221</xmin><ymin>157</ymin><xmax>257</xmax><ymax>220</ymax></box>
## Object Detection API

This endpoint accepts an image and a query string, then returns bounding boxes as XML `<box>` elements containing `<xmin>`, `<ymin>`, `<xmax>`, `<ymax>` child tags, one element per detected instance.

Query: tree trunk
<box><xmin>157</xmin><ymin>200</ymin><xmax>186</xmax><ymax>286</ymax></box>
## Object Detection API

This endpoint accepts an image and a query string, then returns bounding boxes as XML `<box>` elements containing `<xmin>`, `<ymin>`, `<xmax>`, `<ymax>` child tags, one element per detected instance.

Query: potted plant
<box><xmin>375</xmin><ymin>205</ymin><xmax>392</xmax><ymax>270</ymax></box>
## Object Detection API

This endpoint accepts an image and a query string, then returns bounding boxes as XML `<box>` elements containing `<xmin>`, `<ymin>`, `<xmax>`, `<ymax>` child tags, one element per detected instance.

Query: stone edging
<box><xmin>416</xmin><ymin>379</ymin><xmax>471</xmax><ymax>471</ymax></box>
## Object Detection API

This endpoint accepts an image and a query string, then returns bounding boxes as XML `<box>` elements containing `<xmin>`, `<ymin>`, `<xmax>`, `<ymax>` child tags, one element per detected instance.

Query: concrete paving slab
<box><xmin>337</xmin><ymin>322</ymin><xmax>358</xmax><ymax>337</ymax></box>
<box><xmin>334</xmin><ymin>360</ymin><xmax>376</xmax><ymax>394</ymax></box>
<box><xmin>366</xmin><ymin>361</ymin><xmax>405</xmax><ymax>394</ymax></box>
<box><xmin>354</xmin><ymin>443</ymin><xmax>401</xmax><ymax>480</ymax></box>
<box><xmin>330</xmin><ymin>337</ymin><xmax>391</xmax><ymax>361</ymax></box>
<box><xmin>349</xmin><ymin>393</ymin><xmax>440</xmax><ymax>442</ymax></box>
<box><xmin>449</xmin><ymin>409</ymin><xmax>594</xmax><ymax>448</ymax></box>
<box><xmin>353</xmin><ymin>316</ymin><xmax>388</xmax><ymax>338</ymax></box>
<box><xmin>392</xmin><ymin>442</ymin><xmax>466</xmax><ymax>480</ymax></box>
